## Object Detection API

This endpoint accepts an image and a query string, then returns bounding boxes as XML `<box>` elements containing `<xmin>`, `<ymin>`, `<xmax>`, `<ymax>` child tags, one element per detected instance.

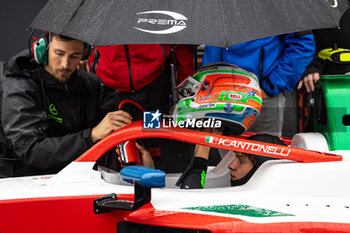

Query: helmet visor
<box><xmin>176</xmin><ymin>76</ymin><xmax>201</xmax><ymax>98</ymax></box>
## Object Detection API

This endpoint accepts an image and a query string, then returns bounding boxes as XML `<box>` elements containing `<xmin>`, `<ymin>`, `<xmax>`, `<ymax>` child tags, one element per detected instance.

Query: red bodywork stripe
<box><xmin>76</xmin><ymin>121</ymin><xmax>342</xmax><ymax>163</ymax></box>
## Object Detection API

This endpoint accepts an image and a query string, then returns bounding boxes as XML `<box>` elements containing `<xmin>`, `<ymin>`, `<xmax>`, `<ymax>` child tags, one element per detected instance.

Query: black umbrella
<box><xmin>29</xmin><ymin>0</ymin><xmax>350</xmax><ymax>48</ymax></box>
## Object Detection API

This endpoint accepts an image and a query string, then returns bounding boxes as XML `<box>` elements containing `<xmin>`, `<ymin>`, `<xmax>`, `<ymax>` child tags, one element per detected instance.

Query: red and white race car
<box><xmin>1</xmin><ymin>117</ymin><xmax>349</xmax><ymax>233</ymax></box>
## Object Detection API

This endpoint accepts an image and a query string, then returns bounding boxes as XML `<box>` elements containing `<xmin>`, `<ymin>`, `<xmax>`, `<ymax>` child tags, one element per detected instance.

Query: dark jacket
<box><xmin>0</xmin><ymin>50</ymin><xmax>125</xmax><ymax>177</ymax></box>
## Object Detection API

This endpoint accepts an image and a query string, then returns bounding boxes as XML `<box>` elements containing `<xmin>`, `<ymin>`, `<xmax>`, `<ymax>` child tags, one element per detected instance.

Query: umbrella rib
<box><xmin>61</xmin><ymin>0</ymin><xmax>85</xmax><ymax>33</ymax></box>
<box><xmin>218</xmin><ymin>0</ymin><xmax>228</xmax><ymax>48</ymax></box>
<box><xmin>87</xmin><ymin>0</ymin><xmax>116</xmax><ymax>46</ymax></box>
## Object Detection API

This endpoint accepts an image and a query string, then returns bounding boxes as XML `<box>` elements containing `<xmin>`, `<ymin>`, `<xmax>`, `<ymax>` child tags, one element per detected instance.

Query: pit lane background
<box><xmin>0</xmin><ymin>0</ymin><xmax>49</xmax><ymax>62</ymax></box>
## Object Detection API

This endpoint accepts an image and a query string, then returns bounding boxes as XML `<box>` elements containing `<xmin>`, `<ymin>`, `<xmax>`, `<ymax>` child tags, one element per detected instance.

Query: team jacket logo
<box><xmin>48</xmin><ymin>103</ymin><xmax>62</xmax><ymax>124</ymax></box>
<box><xmin>49</xmin><ymin>103</ymin><xmax>58</xmax><ymax>115</ymax></box>
<box><xmin>135</xmin><ymin>10</ymin><xmax>187</xmax><ymax>34</ymax></box>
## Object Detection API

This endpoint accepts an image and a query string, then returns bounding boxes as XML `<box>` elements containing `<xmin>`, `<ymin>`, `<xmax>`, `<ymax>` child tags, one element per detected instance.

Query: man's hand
<box><xmin>194</xmin><ymin>127</ymin><xmax>224</xmax><ymax>160</ymax></box>
<box><xmin>261</xmin><ymin>88</ymin><xmax>271</xmax><ymax>99</ymax></box>
<box><xmin>136</xmin><ymin>143</ymin><xmax>155</xmax><ymax>169</ymax></box>
<box><xmin>91</xmin><ymin>110</ymin><xmax>132</xmax><ymax>143</ymax></box>
<box><xmin>77</xmin><ymin>60</ymin><xmax>91</xmax><ymax>72</ymax></box>
<box><xmin>297</xmin><ymin>72</ymin><xmax>320</xmax><ymax>93</ymax></box>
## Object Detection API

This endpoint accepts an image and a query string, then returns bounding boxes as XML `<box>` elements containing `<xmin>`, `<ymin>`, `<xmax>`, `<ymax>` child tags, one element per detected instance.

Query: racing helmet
<box><xmin>172</xmin><ymin>63</ymin><xmax>262</xmax><ymax>135</ymax></box>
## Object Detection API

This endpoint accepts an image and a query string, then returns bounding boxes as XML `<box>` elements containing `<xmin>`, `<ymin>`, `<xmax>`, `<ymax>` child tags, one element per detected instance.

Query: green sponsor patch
<box><xmin>183</xmin><ymin>204</ymin><xmax>294</xmax><ymax>218</ymax></box>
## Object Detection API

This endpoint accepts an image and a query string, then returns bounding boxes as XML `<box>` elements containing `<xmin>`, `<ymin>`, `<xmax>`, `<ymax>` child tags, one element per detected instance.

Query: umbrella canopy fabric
<box><xmin>29</xmin><ymin>0</ymin><xmax>350</xmax><ymax>48</ymax></box>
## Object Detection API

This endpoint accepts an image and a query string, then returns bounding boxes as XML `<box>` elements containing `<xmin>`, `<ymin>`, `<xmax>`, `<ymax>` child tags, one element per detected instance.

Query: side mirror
<box><xmin>94</xmin><ymin>166</ymin><xmax>165</xmax><ymax>213</ymax></box>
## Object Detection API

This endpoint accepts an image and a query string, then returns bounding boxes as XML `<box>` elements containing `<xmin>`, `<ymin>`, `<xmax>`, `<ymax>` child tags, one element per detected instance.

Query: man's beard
<box><xmin>55</xmin><ymin>68</ymin><xmax>73</xmax><ymax>83</ymax></box>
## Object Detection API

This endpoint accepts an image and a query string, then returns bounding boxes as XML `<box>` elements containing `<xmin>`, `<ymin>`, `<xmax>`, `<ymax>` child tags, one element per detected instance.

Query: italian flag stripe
<box><xmin>205</xmin><ymin>136</ymin><xmax>214</xmax><ymax>143</ymax></box>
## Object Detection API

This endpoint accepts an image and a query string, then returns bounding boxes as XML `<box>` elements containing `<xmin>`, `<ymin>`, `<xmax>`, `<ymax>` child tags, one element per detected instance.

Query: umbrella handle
<box><xmin>170</xmin><ymin>63</ymin><xmax>178</xmax><ymax>105</ymax></box>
